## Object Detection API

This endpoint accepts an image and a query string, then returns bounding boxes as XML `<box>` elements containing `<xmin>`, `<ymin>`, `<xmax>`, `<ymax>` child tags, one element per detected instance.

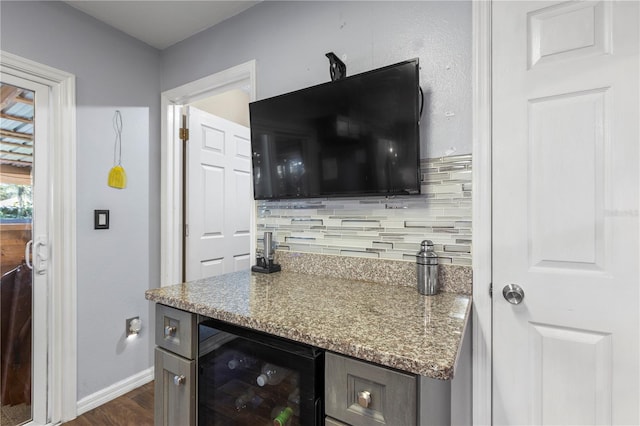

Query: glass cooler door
<box><xmin>198</xmin><ymin>319</ymin><xmax>323</xmax><ymax>426</ymax></box>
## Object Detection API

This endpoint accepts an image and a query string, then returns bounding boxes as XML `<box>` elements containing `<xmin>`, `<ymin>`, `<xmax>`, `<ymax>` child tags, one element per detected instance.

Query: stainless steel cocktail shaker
<box><xmin>416</xmin><ymin>240</ymin><xmax>438</xmax><ymax>295</ymax></box>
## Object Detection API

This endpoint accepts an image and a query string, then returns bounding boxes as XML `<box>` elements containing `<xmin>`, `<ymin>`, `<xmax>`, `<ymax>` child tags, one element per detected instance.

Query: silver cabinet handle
<box><xmin>503</xmin><ymin>284</ymin><xmax>525</xmax><ymax>305</ymax></box>
<box><xmin>164</xmin><ymin>325</ymin><xmax>177</xmax><ymax>336</ymax></box>
<box><xmin>357</xmin><ymin>390</ymin><xmax>371</xmax><ymax>408</ymax></box>
<box><xmin>173</xmin><ymin>375</ymin><xmax>185</xmax><ymax>386</ymax></box>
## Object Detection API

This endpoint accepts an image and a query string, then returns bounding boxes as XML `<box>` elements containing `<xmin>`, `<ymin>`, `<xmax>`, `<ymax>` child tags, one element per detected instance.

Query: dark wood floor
<box><xmin>64</xmin><ymin>381</ymin><xmax>154</xmax><ymax>426</ymax></box>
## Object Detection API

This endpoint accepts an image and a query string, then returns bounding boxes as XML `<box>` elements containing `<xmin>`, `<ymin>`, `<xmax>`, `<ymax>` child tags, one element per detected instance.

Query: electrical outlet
<box><xmin>126</xmin><ymin>316</ymin><xmax>141</xmax><ymax>337</ymax></box>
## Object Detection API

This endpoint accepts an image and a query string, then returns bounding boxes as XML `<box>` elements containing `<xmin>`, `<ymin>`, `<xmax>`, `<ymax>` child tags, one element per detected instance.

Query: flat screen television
<box><xmin>250</xmin><ymin>58</ymin><xmax>421</xmax><ymax>200</ymax></box>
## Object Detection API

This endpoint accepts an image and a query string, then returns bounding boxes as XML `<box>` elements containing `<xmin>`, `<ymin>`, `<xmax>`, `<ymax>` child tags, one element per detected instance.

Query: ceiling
<box><xmin>63</xmin><ymin>1</ymin><xmax>260</xmax><ymax>50</ymax></box>
<box><xmin>1</xmin><ymin>2</ymin><xmax>260</xmax><ymax>174</ymax></box>
<box><xmin>0</xmin><ymin>84</ymin><xmax>34</xmax><ymax>172</ymax></box>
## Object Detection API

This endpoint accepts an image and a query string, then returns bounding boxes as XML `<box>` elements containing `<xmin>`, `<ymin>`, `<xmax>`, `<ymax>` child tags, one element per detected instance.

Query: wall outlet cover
<box><xmin>126</xmin><ymin>316</ymin><xmax>141</xmax><ymax>337</ymax></box>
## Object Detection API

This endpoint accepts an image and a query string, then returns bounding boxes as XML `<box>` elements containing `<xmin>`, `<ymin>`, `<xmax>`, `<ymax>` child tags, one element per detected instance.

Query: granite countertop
<box><xmin>145</xmin><ymin>268</ymin><xmax>471</xmax><ymax>380</ymax></box>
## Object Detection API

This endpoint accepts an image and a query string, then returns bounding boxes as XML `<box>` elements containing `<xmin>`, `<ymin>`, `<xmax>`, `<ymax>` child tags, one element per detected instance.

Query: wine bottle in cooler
<box><xmin>256</xmin><ymin>363</ymin><xmax>290</xmax><ymax>387</ymax></box>
<box><xmin>270</xmin><ymin>406</ymin><xmax>294</xmax><ymax>426</ymax></box>
<box><xmin>287</xmin><ymin>388</ymin><xmax>300</xmax><ymax>416</ymax></box>
<box><xmin>235</xmin><ymin>388</ymin><xmax>264</xmax><ymax>411</ymax></box>
<box><xmin>227</xmin><ymin>353</ymin><xmax>257</xmax><ymax>370</ymax></box>
<box><xmin>234</xmin><ymin>389</ymin><xmax>255</xmax><ymax>410</ymax></box>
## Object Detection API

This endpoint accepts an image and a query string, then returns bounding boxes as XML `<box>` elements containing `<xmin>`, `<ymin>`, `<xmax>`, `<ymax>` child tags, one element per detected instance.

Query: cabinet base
<box><xmin>251</xmin><ymin>264</ymin><xmax>281</xmax><ymax>274</ymax></box>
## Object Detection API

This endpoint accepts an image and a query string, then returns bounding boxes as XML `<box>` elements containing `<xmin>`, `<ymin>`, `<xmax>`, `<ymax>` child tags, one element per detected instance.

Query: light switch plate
<box><xmin>94</xmin><ymin>210</ymin><xmax>109</xmax><ymax>229</ymax></box>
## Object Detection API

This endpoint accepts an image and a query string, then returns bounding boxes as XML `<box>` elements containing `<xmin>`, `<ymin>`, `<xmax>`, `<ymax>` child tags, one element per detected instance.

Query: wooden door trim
<box><xmin>160</xmin><ymin>60</ymin><xmax>256</xmax><ymax>287</ymax></box>
<box><xmin>0</xmin><ymin>50</ymin><xmax>77</xmax><ymax>423</ymax></box>
<box><xmin>471</xmin><ymin>2</ymin><xmax>492</xmax><ymax>425</ymax></box>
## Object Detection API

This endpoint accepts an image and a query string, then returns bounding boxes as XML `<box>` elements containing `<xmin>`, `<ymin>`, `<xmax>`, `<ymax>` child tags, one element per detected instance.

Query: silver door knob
<box><xmin>502</xmin><ymin>284</ymin><xmax>525</xmax><ymax>305</ymax></box>
<box><xmin>173</xmin><ymin>375</ymin><xmax>185</xmax><ymax>386</ymax></box>
<box><xmin>164</xmin><ymin>325</ymin><xmax>177</xmax><ymax>336</ymax></box>
<box><xmin>357</xmin><ymin>390</ymin><xmax>371</xmax><ymax>408</ymax></box>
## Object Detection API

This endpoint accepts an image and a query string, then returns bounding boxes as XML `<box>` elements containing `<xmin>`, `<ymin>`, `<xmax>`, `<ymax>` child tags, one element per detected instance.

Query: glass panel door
<box><xmin>0</xmin><ymin>82</ymin><xmax>34</xmax><ymax>426</ymax></box>
<box><xmin>198</xmin><ymin>320</ymin><xmax>323</xmax><ymax>426</ymax></box>
<box><xmin>1</xmin><ymin>74</ymin><xmax>49</xmax><ymax>426</ymax></box>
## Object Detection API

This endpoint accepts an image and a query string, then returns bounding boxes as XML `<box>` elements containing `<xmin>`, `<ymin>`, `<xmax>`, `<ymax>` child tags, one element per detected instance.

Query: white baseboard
<box><xmin>76</xmin><ymin>367</ymin><xmax>154</xmax><ymax>416</ymax></box>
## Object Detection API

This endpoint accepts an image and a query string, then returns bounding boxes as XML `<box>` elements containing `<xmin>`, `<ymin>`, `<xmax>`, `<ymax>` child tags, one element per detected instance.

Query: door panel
<box><xmin>492</xmin><ymin>1</ymin><xmax>639</xmax><ymax>424</ymax></box>
<box><xmin>528</xmin><ymin>1</ymin><xmax>611</xmax><ymax>68</ymax></box>
<box><xmin>202</xmin><ymin>165</ymin><xmax>224</xmax><ymax>236</ymax></box>
<box><xmin>529</xmin><ymin>323</ymin><xmax>612</xmax><ymax>425</ymax></box>
<box><xmin>233</xmin><ymin>254</ymin><xmax>251</xmax><ymax>271</ymax></box>
<box><xmin>528</xmin><ymin>89</ymin><xmax>606</xmax><ymax>270</ymax></box>
<box><xmin>0</xmin><ymin>75</ymin><xmax>50</xmax><ymax>425</ymax></box>
<box><xmin>186</xmin><ymin>107</ymin><xmax>252</xmax><ymax>281</ymax></box>
<box><xmin>200</xmin><ymin>258</ymin><xmax>224</xmax><ymax>279</ymax></box>
<box><xmin>233</xmin><ymin>170</ymin><xmax>252</xmax><ymax>234</ymax></box>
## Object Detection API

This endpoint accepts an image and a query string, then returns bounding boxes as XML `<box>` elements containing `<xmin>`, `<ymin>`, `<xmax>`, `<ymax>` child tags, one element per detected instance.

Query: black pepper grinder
<box><xmin>416</xmin><ymin>240</ymin><xmax>438</xmax><ymax>295</ymax></box>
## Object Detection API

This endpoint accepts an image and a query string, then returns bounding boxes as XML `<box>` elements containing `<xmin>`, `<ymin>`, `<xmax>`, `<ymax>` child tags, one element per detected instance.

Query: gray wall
<box><xmin>0</xmin><ymin>1</ymin><xmax>161</xmax><ymax>400</ymax></box>
<box><xmin>1</xmin><ymin>0</ymin><xmax>471</xmax><ymax>405</ymax></box>
<box><xmin>162</xmin><ymin>1</ymin><xmax>472</xmax><ymax>158</ymax></box>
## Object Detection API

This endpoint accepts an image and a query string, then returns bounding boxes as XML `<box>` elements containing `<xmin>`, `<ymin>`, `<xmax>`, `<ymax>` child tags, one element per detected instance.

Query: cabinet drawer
<box><xmin>325</xmin><ymin>352</ymin><xmax>416</xmax><ymax>426</ymax></box>
<box><xmin>155</xmin><ymin>304</ymin><xmax>196</xmax><ymax>359</ymax></box>
<box><xmin>154</xmin><ymin>348</ymin><xmax>195</xmax><ymax>426</ymax></box>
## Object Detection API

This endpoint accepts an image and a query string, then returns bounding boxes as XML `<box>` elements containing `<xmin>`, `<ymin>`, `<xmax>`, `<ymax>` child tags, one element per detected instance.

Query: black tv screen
<box><xmin>250</xmin><ymin>59</ymin><xmax>420</xmax><ymax>200</ymax></box>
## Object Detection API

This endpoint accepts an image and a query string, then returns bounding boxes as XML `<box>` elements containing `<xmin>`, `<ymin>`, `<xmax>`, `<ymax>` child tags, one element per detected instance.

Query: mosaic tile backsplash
<box><xmin>256</xmin><ymin>154</ymin><xmax>472</xmax><ymax>266</ymax></box>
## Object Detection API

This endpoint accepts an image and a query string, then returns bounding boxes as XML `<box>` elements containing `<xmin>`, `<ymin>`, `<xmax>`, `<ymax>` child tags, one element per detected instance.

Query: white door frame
<box><xmin>0</xmin><ymin>51</ymin><xmax>77</xmax><ymax>424</ymax></box>
<box><xmin>160</xmin><ymin>60</ymin><xmax>256</xmax><ymax>287</ymax></box>
<box><xmin>471</xmin><ymin>2</ymin><xmax>492</xmax><ymax>425</ymax></box>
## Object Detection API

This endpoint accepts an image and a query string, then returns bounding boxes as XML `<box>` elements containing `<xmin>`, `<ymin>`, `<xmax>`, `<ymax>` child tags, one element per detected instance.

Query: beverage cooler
<box><xmin>198</xmin><ymin>319</ymin><xmax>324</xmax><ymax>426</ymax></box>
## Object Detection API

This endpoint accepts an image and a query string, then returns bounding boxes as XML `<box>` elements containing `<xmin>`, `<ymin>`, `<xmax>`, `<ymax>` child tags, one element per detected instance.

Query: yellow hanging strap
<box><xmin>108</xmin><ymin>110</ymin><xmax>127</xmax><ymax>189</ymax></box>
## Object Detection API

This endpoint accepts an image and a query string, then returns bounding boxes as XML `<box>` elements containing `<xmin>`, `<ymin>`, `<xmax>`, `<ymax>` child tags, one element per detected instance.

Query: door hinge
<box><xmin>184</xmin><ymin>223</ymin><xmax>189</xmax><ymax>237</ymax></box>
<box><xmin>489</xmin><ymin>283</ymin><xmax>493</xmax><ymax>298</ymax></box>
<box><xmin>179</xmin><ymin>127</ymin><xmax>189</xmax><ymax>141</ymax></box>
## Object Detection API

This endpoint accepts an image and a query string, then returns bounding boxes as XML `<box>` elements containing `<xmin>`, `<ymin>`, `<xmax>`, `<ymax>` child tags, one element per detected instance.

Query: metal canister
<box><xmin>263</xmin><ymin>231</ymin><xmax>273</xmax><ymax>260</ymax></box>
<box><xmin>416</xmin><ymin>240</ymin><xmax>438</xmax><ymax>295</ymax></box>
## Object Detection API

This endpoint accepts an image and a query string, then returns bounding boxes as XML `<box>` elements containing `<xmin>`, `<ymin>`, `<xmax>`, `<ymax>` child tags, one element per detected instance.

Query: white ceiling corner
<box><xmin>63</xmin><ymin>1</ymin><xmax>260</xmax><ymax>50</ymax></box>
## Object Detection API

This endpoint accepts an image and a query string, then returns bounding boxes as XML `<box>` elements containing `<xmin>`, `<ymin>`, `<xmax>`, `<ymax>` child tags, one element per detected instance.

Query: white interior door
<box><xmin>185</xmin><ymin>106</ymin><xmax>252</xmax><ymax>281</ymax></box>
<box><xmin>492</xmin><ymin>1</ymin><xmax>639</xmax><ymax>424</ymax></box>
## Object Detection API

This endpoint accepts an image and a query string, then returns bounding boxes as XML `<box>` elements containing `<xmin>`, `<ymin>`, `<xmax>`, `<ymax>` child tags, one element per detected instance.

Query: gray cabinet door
<box><xmin>154</xmin><ymin>347</ymin><xmax>196</xmax><ymax>426</ymax></box>
<box><xmin>325</xmin><ymin>352</ymin><xmax>416</xmax><ymax>426</ymax></box>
